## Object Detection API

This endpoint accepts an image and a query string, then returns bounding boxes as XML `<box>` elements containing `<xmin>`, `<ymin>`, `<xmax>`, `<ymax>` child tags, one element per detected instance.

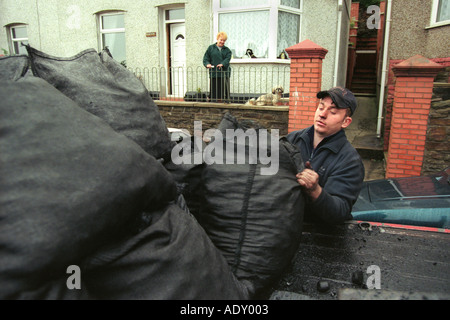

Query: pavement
<box><xmin>345</xmin><ymin>95</ymin><xmax>386</xmax><ymax>181</ymax></box>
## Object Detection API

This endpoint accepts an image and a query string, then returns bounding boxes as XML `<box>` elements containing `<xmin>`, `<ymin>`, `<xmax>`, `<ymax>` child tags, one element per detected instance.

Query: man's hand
<box><xmin>296</xmin><ymin>161</ymin><xmax>322</xmax><ymax>201</ymax></box>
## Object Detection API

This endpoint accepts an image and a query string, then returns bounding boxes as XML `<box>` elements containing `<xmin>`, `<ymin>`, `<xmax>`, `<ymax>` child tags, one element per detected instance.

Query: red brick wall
<box><xmin>385</xmin><ymin>55</ymin><xmax>444</xmax><ymax>178</ymax></box>
<box><xmin>386</xmin><ymin>76</ymin><xmax>435</xmax><ymax>177</ymax></box>
<box><xmin>349</xmin><ymin>2</ymin><xmax>359</xmax><ymax>47</ymax></box>
<box><xmin>285</xmin><ymin>40</ymin><xmax>328</xmax><ymax>132</ymax></box>
<box><xmin>384</xmin><ymin>57</ymin><xmax>450</xmax><ymax>152</ymax></box>
<box><xmin>288</xmin><ymin>57</ymin><xmax>323</xmax><ymax>132</ymax></box>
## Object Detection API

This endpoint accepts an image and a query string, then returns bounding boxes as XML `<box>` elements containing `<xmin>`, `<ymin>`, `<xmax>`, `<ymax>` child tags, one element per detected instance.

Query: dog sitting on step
<box><xmin>245</xmin><ymin>86</ymin><xmax>284</xmax><ymax>106</ymax></box>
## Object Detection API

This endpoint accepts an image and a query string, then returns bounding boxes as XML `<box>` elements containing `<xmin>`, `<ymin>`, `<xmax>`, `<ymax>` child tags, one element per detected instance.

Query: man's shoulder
<box><xmin>286</xmin><ymin>127</ymin><xmax>311</xmax><ymax>144</ymax></box>
<box><xmin>287</xmin><ymin>127</ymin><xmax>310</xmax><ymax>138</ymax></box>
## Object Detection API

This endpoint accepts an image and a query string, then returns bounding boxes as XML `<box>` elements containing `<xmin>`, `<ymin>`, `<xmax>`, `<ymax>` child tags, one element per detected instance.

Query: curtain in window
<box><xmin>13</xmin><ymin>42</ymin><xmax>28</xmax><ymax>55</ymax></box>
<box><xmin>103</xmin><ymin>33</ymin><xmax>126</xmax><ymax>63</ymax></box>
<box><xmin>280</xmin><ymin>0</ymin><xmax>300</xmax><ymax>9</ymax></box>
<box><xmin>277</xmin><ymin>11</ymin><xmax>299</xmax><ymax>57</ymax></box>
<box><xmin>102</xmin><ymin>14</ymin><xmax>124</xmax><ymax>29</ymax></box>
<box><xmin>219</xmin><ymin>11</ymin><xmax>269</xmax><ymax>58</ymax></box>
<box><xmin>220</xmin><ymin>0</ymin><xmax>268</xmax><ymax>8</ymax></box>
<box><xmin>11</xmin><ymin>26</ymin><xmax>27</xmax><ymax>39</ymax></box>
<box><xmin>101</xmin><ymin>14</ymin><xmax>126</xmax><ymax>63</ymax></box>
<box><xmin>437</xmin><ymin>0</ymin><xmax>450</xmax><ymax>22</ymax></box>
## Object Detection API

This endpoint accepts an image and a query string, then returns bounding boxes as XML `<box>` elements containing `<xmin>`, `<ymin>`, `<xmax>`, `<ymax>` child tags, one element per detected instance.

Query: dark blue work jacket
<box><xmin>287</xmin><ymin>126</ymin><xmax>365</xmax><ymax>224</ymax></box>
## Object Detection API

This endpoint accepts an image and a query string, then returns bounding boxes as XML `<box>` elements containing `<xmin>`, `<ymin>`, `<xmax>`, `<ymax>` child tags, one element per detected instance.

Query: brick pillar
<box><xmin>349</xmin><ymin>2</ymin><xmax>359</xmax><ymax>48</ymax></box>
<box><xmin>285</xmin><ymin>40</ymin><xmax>328</xmax><ymax>132</ymax></box>
<box><xmin>386</xmin><ymin>55</ymin><xmax>443</xmax><ymax>178</ymax></box>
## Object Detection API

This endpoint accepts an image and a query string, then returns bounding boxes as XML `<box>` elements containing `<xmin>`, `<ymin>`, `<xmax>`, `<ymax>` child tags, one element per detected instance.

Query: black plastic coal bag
<box><xmin>164</xmin><ymin>135</ymin><xmax>207</xmax><ymax>216</ymax></box>
<box><xmin>0</xmin><ymin>77</ymin><xmax>177</xmax><ymax>299</ymax></box>
<box><xmin>194</xmin><ymin>113</ymin><xmax>305</xmax><ymax>297</ymax></box>
<box><xmin>0</xmin><ymin>55</ymin><xmax>30</xmax><ymax>81</ymax></box>
<box><xmin>82</xmin><ymin>203</ymin><xmax>250</xmax><ymax>300</ymax></box>
<box><xmin>26</xmin><ymin>46</ymin><xmax>173</xmax><ymax>161</ymax></box>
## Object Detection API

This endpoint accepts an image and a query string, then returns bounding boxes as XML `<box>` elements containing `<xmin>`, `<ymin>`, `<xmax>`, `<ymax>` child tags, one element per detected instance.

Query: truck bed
<box><xmin>271</xmin><ymin>221</ymin><xmax>450</xmax><ymax>300</ymax></box>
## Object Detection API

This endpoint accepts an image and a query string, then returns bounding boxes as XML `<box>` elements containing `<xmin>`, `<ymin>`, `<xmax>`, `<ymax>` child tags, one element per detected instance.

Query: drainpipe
<box><xmin>376</xmin><ymin>0</ymin><xmax>392</xmax><ymax>138</ymax></box>
<box><xmin>333</xmin><ymin>0</ymin><xmax>343</xmax><ymax>87</ymax></box>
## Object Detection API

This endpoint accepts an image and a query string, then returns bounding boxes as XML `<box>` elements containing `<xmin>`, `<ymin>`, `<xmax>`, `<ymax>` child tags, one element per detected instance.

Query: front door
<box><xmin>169</xmin><ymin>23</ymin><xmax>186</xmax><ymax>98</ymax></box>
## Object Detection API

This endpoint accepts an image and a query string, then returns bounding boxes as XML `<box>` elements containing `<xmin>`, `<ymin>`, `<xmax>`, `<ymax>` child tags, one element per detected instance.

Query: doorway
<box><xmin>169</xmin><ymin>23</ymin><xmax>186</xmax><ymax>98</ymax></box>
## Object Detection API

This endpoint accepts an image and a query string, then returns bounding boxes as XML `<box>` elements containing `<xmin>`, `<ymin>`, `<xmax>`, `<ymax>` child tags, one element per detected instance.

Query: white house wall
<box><xmin>1</xmin><ymin>0</ymin><xmax>350</xmax><ymax>93</ymax></box>
<box><xmin>302</xmin><ymin>0</ymin><xmax>351</xmax><ymax>90</ymax></box>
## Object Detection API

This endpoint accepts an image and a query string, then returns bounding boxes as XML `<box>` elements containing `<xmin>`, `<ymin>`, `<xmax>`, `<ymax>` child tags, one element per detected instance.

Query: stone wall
<box><xmin>422</xmin><ymin>83</ymin><xmax>450</xmax><ymax>175</ymax></box>
<box><xmin>156</xmin><ymin>101</ymin><xmax>289</xmax><ymax>136</ymax></box>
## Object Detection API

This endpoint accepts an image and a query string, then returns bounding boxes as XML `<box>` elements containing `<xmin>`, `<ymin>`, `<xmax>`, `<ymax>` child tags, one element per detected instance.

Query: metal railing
<box><xmin>129</xmin><ymin>65</ymin><xmax>290</xmax><ymax>104</ymax></box>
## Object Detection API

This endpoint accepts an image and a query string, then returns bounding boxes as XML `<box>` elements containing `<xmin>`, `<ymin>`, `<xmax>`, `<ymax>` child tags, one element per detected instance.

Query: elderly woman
<box><xmin>203</xmin><ymin>31</ymin><xmax>231</xmax><ymax>103</ymax></box>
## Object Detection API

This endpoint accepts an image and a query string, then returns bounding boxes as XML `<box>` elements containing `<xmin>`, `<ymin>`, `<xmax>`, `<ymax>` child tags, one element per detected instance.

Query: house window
<box><xmin>430</xmin><ymin>0</ymin><xmax>450</xmax><ymax>27</ymax></box>
<box><xmin>8</xmin><ymin>25</ymin><xmax>28</xmax><ymax>55</ymax></box>
<box><xmin>214</xmin><ymin>0</ymin><xmax>302</xmax><ymax>60</ymax></box>
<box><xmin>99</xmin><ymin>12</ymin><xmax>126</xmax><ymax>64</ymax></box>
<box><xmin>166</xmin><ymin>7</ymin><xmax>185</xmax><ymax>20</ymax></box>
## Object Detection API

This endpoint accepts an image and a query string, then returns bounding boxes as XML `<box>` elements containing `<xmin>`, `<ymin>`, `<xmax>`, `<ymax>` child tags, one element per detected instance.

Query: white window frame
<box><xmin>212</xmin><ymin>0</ymin><xmax>302</xmax><ymax>63</ymax></box>
<box><xmin>98</xmin><ymin>11</ymin><xmax>126</xmax><ymax>61</ymax></box>
<box><xmin>428</xmin><ymin>0</ymin><xmax>450</xmax><ymax>28</ymax></box>
<box><xmin>8</xmin><ymin>24</ymin><xmax>28</xmax><ymax>55</ymax></box>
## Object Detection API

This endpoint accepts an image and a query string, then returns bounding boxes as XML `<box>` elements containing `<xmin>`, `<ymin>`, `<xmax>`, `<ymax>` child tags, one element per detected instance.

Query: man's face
<box><xmin>314</xmin><ymin>96</ymin><xmax>352</xmax><ymax>137</ymax></box>
<box><xmin>217</xmin><ymin>37</ymin><xmax>226</xmax><ymax>47</ymax></box>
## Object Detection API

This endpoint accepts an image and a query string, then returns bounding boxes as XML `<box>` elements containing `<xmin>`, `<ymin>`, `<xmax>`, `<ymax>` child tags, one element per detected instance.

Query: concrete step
<box><xmin>346</xmin><ymin>95</ymin><xmax>386</xmax><ymax>180</ymax></box>
<box><xmin>351</xmin><ymin>79</ymin><xmax>377</xmax><ymax>86</ymax></box>
<box><xmin>351</xmin><ymin>86</ymin><xmax>377</xmax><ymax>93</ymax></box>
<box><xmin>356</xmin><ymin>37</ymin><xmax>378</xmax><ymax>50</ymax></box>
<box><xmin>361</xmin><ymin>157</ymin><xmax>386</xmax><ymax>181</ymax></box>
<box><xmin>353</xmin><ymin>71</ymin><xmax>377</xmax><ymax>78</ymax></box>
<box><xmin>351</xmin><ymin>87</ymin><xmax>377</xmax><ymax>94</ymax></box>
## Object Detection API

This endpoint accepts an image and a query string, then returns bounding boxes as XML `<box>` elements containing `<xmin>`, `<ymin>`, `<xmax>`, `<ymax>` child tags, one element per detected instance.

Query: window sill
<box><xmin>425</xmin><ymin>20</ymin><xmax>450</xmax><ymax>29</ymax></box>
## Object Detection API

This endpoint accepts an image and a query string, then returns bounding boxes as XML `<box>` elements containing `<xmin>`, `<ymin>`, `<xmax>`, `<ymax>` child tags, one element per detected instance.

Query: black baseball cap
<box><xmin>317</xmin><ymin>86</ymin><xmax>357</xmax><ymax>116</ymax></box>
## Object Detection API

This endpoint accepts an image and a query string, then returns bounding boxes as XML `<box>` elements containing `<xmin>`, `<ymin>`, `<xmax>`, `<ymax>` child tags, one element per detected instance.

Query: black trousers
<box><xmin>210</xmin><ymin>77</ymin><xmax>230</xmax><ymax>102</ymax></box>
